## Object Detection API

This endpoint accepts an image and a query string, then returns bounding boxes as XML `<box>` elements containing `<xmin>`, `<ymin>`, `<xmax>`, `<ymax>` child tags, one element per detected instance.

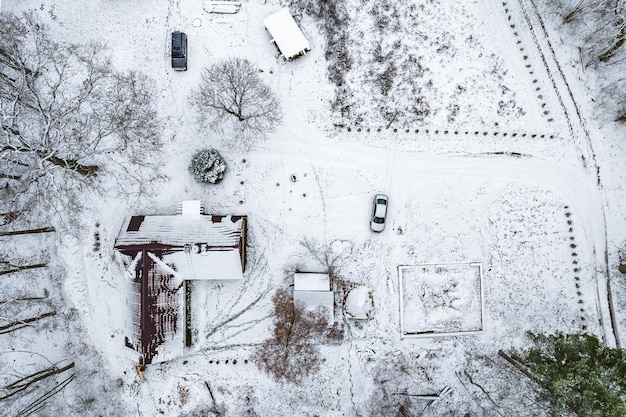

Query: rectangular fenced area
<box><xmin>399</xmin><ymin>262</ymin><xmax>485</xmax><ymax>338</ymax></box>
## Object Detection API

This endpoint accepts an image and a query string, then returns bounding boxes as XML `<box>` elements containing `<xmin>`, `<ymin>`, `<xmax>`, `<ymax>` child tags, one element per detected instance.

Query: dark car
<box><xmin>370</xmin><ymin>194</ymin><xmax>388</xmax><ymax>232</ymax></box>
<box><xmin>171</xmin><ymin>31</ymin><xmax>187</xmax><ymax>71</ymax></box>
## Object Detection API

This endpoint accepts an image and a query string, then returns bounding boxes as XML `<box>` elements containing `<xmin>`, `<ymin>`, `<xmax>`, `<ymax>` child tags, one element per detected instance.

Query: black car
<box><xmin>171</xmin><ymin>31</ymin><xmax>187</xmax><ymax>71</ymax></box>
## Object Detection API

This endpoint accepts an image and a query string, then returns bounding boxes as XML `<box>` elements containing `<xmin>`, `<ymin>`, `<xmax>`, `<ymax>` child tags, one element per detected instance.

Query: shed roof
<box><xmin>294</xmin><ymin>272</ymin><xmax>330</xmax><ymax>291</ymax></box>
<box><xmin>264</xmin><ymin>8</ymin><xmax>310</xmax><ymax>59</ymax></box>
<box><xmin>294</xmin><ymin>290</ymin><xmax>334</xmax><ymax>323</ymax></box>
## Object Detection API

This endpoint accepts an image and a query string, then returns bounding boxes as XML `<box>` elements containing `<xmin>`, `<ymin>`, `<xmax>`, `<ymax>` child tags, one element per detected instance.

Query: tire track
<box><xmin>516</xmin><ymin>0</ymin><xmax>598</xmax><ymax>178</ymax></box>
<box><xmin>515</xmin><ymin>0</ymin><xmax>618</xmax><ymax>347</ymax></box>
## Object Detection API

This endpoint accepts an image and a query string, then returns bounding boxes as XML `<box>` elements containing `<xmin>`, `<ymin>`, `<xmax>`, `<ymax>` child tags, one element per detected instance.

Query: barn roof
<box><xmin>116</xmin><ymin>214</ymin><xmax>244</xmax><ymax>248</ymax></box>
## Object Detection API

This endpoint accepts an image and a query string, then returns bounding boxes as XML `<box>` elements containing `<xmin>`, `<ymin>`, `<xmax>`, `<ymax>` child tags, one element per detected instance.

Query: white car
<box><xmin>370</xmin><ymin>194</ymin><xmax>388</xmax><ymax>232</ymax></box>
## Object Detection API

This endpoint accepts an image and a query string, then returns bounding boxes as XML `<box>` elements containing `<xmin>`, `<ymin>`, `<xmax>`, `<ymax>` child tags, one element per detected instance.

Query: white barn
<box><xmin>264</xmin><ymin>8</ymin><xmax>311</xmax><ymax>60</ymax></box>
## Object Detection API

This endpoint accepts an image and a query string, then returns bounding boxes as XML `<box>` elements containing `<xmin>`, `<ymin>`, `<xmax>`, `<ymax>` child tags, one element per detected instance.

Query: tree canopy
<box><xmin>0</xmin><ymin>12</ymin><xmax>163</xmax><ymax>224</ymax></box>
<box><xmin>523</xmin><ymin>332</ymin><xmax>626</xmax><ymax>417</ymax></box>
<box><xmin>189</xmin><ymin>57</ymin><xmax>282</xmax><ymax>142</ymax></box>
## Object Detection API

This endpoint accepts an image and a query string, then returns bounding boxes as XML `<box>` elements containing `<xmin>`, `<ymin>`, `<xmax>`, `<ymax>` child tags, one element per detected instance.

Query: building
<box><xmin>293</xmin><ymin>272</ymin><xmax>334</xmax><ymax>324</ymax></box>
<box><xmin>114</xmin><ymin>201</ymin><xmax>247</xmax><ymax>364</ymax></box>
<box><xmin>264</xmin><ymin>8</ymin><xmax>311</xmax><ymax>60</ymax></box>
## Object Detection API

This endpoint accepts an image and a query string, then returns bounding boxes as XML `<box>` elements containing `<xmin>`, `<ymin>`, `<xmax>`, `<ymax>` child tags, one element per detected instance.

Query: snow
<box><xmin>181</xmin><ymin>200</ymin><xmax>202</xmax><ymax>216</ymax></box>
<box><xmin>344</xmin><ymin>286</ymin><xmax>374</xmax><ymax>320</ymax></box>
<box><xmin>399</xmin><ymin>263</ymin><xmax>484</xmax><ymax>336</ymax></box>
<box><xmin>263</xmin><ymin>7</ymin><xmax>310</xmax><ymax>60</ymax></box>
<box><xmin>167</xmin><ymin>249</ymin><xmax>243</xmax><ymax>281</ymax></box>
<box><xmin>1</xmin><ymin>0</ymin><xmax>625</xmax><ymax>415</ymax></box>
<box><xmin>293</xmin><ymin>272</ymin><xmax>330</xmax><ymax>291</ymax></box>
<box><xmin>115</xmin><ymin>214</ymin><xmax>244</xmax><ymax>248</ymax></box>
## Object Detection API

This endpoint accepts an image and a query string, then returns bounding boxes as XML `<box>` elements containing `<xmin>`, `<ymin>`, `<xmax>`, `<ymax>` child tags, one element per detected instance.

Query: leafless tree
<box><xmin>254</xmin><ymin>289</ymin><xmax>338</xmax><ymax>384</ymax></box>
<box><xmin>189</xmin><ymin>57</ymin><xmax>282</xmax><ymax>142</ymax></box>
<box><xmin>0</xmin><ymin>12</ymin><xmax>164</xmax><ymax>225</ymax></box>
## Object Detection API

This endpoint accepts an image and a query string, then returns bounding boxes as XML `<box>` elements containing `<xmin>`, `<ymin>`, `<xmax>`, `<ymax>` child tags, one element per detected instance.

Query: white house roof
<box><xmin>264</xmin><ymin>8</ymin><xmax>310</xmax><ymax>60</ymax></box>
<box><xmin>167</xmin><ymin>250</ymin><xmax>243</xmax><ymax>281</ymax></box>
<box><xmin>294</xmin><ymin>272</ymin><xmax>330</xmax><ymax>291</ymax></box>
<box><xmin>114</xmin><ymin>211</ymin><xmax>246</xmax><ymax>280</ymax></box>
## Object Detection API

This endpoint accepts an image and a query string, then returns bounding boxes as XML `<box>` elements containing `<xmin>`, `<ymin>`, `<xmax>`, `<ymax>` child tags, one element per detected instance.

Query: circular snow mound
<box><xmin>345</xmin><ymin>286</ymin><xmax>373</xmax><ymax>320</ymax></box>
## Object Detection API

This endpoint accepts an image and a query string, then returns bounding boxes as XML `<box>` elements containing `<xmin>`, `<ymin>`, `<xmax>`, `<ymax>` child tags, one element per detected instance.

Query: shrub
<box><xmin>188</xmin><ymin>149</ymin><xmax>226</xmax><ymax>184</ymax></box>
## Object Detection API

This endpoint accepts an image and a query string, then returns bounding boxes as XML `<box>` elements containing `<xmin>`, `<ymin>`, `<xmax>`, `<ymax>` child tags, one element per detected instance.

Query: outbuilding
<box><xmin>293</xmin><ymin>272</ymin><xmax>334</xmax><ymax>324</ymax></box>
<box><xmin>264</xmin><ymin>8</ymin><xmax>311</xmax><ymax>60</ymax></box>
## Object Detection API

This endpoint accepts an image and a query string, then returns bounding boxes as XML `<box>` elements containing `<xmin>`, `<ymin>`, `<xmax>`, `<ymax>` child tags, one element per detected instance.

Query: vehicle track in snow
<box><xmin>510</xmin><ymin>0</ymin><xmax>618</xmax><ymax>347</ymax></box>
<box><xmin>515</xmin><ymin>0</ymin><xmax>598</xmax><ymax>176</ymax></box>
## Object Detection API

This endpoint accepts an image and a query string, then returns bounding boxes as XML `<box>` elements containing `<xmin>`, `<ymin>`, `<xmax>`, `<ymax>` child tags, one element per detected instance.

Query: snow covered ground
<box><xmin>1</xmin><ymin>0</ymin><xmax>625</xmax><ymax>415</ymax></box>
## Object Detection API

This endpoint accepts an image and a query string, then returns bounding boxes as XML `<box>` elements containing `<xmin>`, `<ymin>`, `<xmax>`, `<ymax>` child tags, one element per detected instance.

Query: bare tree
<box><xmin>254</xmin><ymin>289</ymin><xmax>338</xmax><ymax>384</ymax></box>
<box><xmin>189</xmin><ymin>57</ymin><xmax>282</xmax><ymax>141</ymax></box>
<box><xmin>0</xmin><ymin>12</ymin><xmax>164</xmax><ymax>225</ymax></box>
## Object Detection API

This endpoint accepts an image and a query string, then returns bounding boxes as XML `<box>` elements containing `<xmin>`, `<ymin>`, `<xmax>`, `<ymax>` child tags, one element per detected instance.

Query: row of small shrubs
<box><xmin>344</xmin><ymin>127</ymin><xmax>555</xmax><ymax>138</ymax></box>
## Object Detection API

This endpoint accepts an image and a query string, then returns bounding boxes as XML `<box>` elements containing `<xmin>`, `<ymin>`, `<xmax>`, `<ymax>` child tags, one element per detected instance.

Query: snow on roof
<box><xmin>345</xmin><ymin>286</ymin><xmax>374</xmax><ymax>320</ymax></box>
<box><xmin>263</xmin><ymin>8</ymin><xmax>310</xmax><ymax>60</ymax></box>
<box><xmin>294</xmin><ymin>272</ymin><xmax>330</xmax><ymax>291</ymax></box>
<box><xmin>181</xmin><ymin>200</ymin><xmax>202</xmax><ymax>216</ymax></box>
<box><xmin>294</xmin><ymin>290</ymin><xmax>334</xmax><ymax>323</ymax></box>
<box><xmin>167</xmin><ymin>250</ymin><xmax>243</xmax><ymax>280</ymax></box>
<box><xmin>115</xmin><ymin>214</ymin><xmax>244</xmax><ymax>248</ymax></box>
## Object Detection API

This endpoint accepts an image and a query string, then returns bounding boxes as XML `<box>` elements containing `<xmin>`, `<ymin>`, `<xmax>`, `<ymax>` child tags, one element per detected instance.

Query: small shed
<box><xmin>294</xmin><ymin>272</ymin><xmax>334</xmax><ymax>323</ymax></box>
<box><xmin>263</xmin><ymin>8</ymin><xmax>311</xmax><ymax>60</ymax></box>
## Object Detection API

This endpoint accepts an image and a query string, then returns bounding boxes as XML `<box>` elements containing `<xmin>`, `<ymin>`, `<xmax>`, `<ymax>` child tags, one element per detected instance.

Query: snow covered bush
<box><xmin>188</xmin><ymin>149</ymin><xmax>227</xmax><ymax>184</ymax></box>
<box><xmin>189</xmin><ymin>58</ymin><xmax>282</xmax><ymax>139</ymax></box>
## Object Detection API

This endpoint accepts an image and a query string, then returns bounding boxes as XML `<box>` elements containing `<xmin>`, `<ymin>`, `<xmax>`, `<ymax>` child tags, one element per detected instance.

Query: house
<box><xmin>263</xmin><ymin>8</ymin><xmax>311</xmax><ymax>60</ymax></box>
<box><xmin>114</xmin><ymin>201</ymin><xmax>247</xmax><ymax>365</ymax></box>
<box><xmin>293</xmin><ymin>272</ymin><xmax>334</xmax><ymax>324</ymax></box>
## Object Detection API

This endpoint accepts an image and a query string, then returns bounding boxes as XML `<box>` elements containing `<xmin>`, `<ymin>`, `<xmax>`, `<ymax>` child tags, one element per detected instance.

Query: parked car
<box><xmin>171</xmin><ymin>31</ymin><xmax>187</xmax><ymax>71</ymax></box>
<box><xmin>370</xmin><ymin>194</ymin><xmax>388</xmax><ymax>232</ymax></box>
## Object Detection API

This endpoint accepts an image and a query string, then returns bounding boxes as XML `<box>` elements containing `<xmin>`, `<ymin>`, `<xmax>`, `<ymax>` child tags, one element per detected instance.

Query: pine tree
<box><xmin>523</xmin><ymin>332</ymin><xmax>626</xmax><ymax>417</ymax></box>
<box><xmin>188</xmin><ymin>149</ymin><xmax>226</xmax><ymax>184</ymax></box>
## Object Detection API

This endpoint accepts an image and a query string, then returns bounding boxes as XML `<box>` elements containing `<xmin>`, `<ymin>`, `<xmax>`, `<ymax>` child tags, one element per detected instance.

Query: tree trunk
<box><xmin>498</xmin><ymin>350</ymin><xmax>534</xmax><ymax>380</ymax></box>
<box><xmin>1</xmin><ymin>362</ymin><xmax>74</xmax><ymax>401</ymax></box>
<box><xmin>0</xmin><ymin>264</ymin><xmax>47</xmax><ymax>276</ymax></box>
<box><xmin>15</xmin><ymin>373</ymin><xmax>75</xmax><ymax>417</ymax></box>
<box><xmin>44</xmin><ymin>154</ymin><xmax>99</xmax><ymax>177</ymax></box>
<box><xmin>0</xmin><ymin>227</ymin><xmax>55</xmax><ymax>236</ymax></box>
<box><xmin>0</xmin><ymin>311</ymin><xmax>56</xmax><ymax>334</ymax></box>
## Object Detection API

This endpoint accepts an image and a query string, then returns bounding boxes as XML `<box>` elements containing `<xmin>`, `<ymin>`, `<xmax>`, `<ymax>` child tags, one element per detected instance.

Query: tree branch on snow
<box><xmin>253</xmin><ymin>289</ymin><xmax>342</xmax><ymax>384</ymax></box>
<box><xmin>0</xmin><ymin>12</ymin><xmax>165</xmax><ymax>225</ymax></box>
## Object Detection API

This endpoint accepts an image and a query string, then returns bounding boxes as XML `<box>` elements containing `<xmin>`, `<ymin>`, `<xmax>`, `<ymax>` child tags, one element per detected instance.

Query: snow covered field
<box><xmin>1</xmin><ymin>0</ymin><xmax>625</xmax><ymax>415</ymax></box>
